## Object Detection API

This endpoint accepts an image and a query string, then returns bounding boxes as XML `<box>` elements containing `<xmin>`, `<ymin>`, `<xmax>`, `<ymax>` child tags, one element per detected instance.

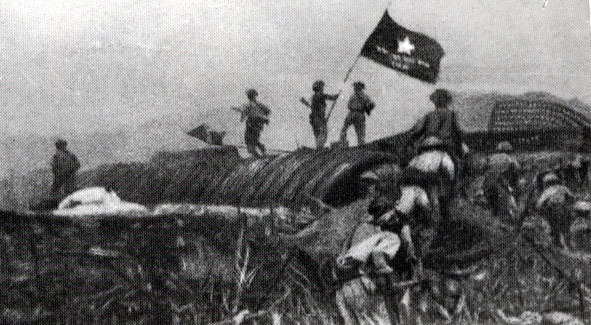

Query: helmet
<box><xmin>495</xmin><ymin>141</ymin><xmax>513</xmax><ymax>153</ymax></box>
<box><xmin>246</xmin><ymin>89</ymin><xmax>258</xmax><ymax>99</ymax></box>
<box><xmin>353</xmin><ymin>81</ymin><xmax>365</xmax><ymax>90</ymax></box>
<box><xmin>419</xmin><ymin>136</ymin><xmax>443</xmax><ymax>150</ymax></box>
<box><xmin>542</xmin><ymin>173</ymin><xmax>560</xmax><ymax>186</ymax></box>
<box><xmin>312</xmin><ymin>80</ymin><xmax>325</xmax><ymax>92</ymax></box>
<box><xmin>429</xmin><ymin>88</ymin><xmax>452</xmax><ymax>107</ymax></box>
<box><xmin>360</xmin><ymin>170</ymin><xmax>379</xmax><ymax>182</ymax></box>
<box><xmin>55</xmin><ymin>139</ymin><xmax>67</xmax><ymax>149</ymax></box>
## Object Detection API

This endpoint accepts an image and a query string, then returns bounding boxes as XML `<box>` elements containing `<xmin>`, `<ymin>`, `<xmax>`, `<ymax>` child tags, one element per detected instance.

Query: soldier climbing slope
<box><xmin>302</xmin><ymin>80</ymin><xmax>339</xmax><ymax>149</ymax></box>
<box><xmin>535</xmin><ymin>172</ymin><xmax>577</xmax><ymax>250</ymax></box>
<box><xmin>234</xmin><ymin>89</ymin><xmax>271</xmax><ymax>157</ymax></box>
<box><xmin>482</xmin><ymin>141</ymin><xmax>521</xmax><ymax>224</ymax></box>
<box><xmin>410</xmin><ymin>88</ymin><xmax>464</xmax><ymax>161</ymax></box>
<box><xmin>339</xmin><ymin>82</ymin><xmax>375</xmax><ymax>146</ymax></box>
<box><xmin>406</xmin><ymin>137</ymin><xmax>456</xmax><ymax>228</ymax></box>
<box><xmin>50</xmin><ymin>139</ymin><xmax>80</xmax><ymax>197</ymax></box>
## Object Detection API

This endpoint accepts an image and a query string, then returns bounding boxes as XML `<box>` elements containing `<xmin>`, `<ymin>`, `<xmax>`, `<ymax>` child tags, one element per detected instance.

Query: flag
<box><xmin>360</xmin><ymin>12</ymin><xmax>445</xmax><ymax>83</ymax></box>
<box><xmin>187</xmin><ymin>123</ymin><xmax>226</xmax><ymax>145</ymax></box>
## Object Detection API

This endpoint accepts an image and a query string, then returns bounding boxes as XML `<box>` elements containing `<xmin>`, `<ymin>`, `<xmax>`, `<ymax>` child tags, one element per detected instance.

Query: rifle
<box><xmin>231</xmin><ymin>106</ymin><xmax>244</xmax><ymax>114</ymax></box>
<box><xmin>299</xmin><ymin>97</ymin><xmax>311</xmax><ymax>108</ymax></box>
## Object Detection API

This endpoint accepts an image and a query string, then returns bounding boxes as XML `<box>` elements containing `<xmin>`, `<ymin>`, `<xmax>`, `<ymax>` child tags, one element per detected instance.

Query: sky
<box><xmin>1</xmin><ymin>0</ymin><xmax>590</xmax><ymax>151</ymax></box>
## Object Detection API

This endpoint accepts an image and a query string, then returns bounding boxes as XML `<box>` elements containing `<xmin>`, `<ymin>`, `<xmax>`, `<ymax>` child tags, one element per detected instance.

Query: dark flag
<box><xmin>187</xmin><ymin>123</ymin><xmax>226</xmax><ymax>145</ymax></box>
<box><xmin>360</xmin><ymin>12</ymin><xmax>445</xmax><ymax>83</ymax></box>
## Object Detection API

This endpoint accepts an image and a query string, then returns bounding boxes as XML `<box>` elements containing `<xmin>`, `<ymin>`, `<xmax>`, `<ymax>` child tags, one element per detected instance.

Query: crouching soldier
<box><xmin>536</xmin><ymin>173</ymin><xmax>576</xmax><ymax>250</ymax></box>
<box><xmin>51</xmin><ymin>139</ymin><xmax>80</xmax><ymax>196</ymax></box>
<box><xmin>374</xmin><ymin>185</ymin><xmax>432</xmax><ymax>277</ymax></box>
<box><xmin>482</xmin><ymin>141</ymin><xmax>521</xmax><ymax>224</ymax></box>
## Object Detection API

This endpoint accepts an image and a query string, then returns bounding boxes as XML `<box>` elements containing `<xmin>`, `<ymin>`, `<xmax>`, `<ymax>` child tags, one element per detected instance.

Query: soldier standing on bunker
<box><xmin>238</xmin><ymin>89</ymin><xmax>270</xmax><ymax>157</ymax></box>
<box><xmin>51</xmin><ymin>139</ymin><xmax>80</xmax><ymax>196</ymax></box>
<box><xmin>308</xmin><ymin>80</ymin><xmax>338</xmax><ymax>149</ymax></box>
<box><xmin>339</xmin><ymin>81</ymin><xmax>375</xmax><ymax>146</ymax></box>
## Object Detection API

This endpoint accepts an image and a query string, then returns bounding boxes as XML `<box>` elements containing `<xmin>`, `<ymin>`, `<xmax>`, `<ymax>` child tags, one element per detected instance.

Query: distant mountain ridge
<box><xmin>1</xmin><ymin>92</ymin><xmax>590</xmax><ymax>179</ymax></box>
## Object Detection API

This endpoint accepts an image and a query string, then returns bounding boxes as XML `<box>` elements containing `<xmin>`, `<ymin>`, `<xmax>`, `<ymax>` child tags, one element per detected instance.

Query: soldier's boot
<box><xmin>246</xmin><ymin>144</ymin><xmax>260</xmax><ymax>157</ymax></box>
<box><xmin>372</xmin><ymin>251</ymin><xmax>393</xmax><ymax>275</ymax></box>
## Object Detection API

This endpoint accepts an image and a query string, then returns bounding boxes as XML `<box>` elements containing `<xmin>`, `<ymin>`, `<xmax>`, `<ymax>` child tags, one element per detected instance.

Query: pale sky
<box><xmin>1</xmin><ymin>0</ymin><xmax>590</xmax><ymax>150</ymax></box>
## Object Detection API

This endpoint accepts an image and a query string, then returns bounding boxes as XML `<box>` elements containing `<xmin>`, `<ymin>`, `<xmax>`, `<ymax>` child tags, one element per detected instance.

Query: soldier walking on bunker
<box><xmin>535</xmin><ymin>172</ymin><xmax>577</xmax><ymax>250</ymax></box>
<box><xmin>238</xmin><ymin>89</ymin><xmax>271</xmax><ymax>157</ymax></box>
<box><xmin>482</xmin><ymin>141</ymin><xmax>521</xmax><ymax>224</ymax></box>
<box><xmin>307</xmin><ymin>80</ymin><xmax>339</xmax><ymax>149</ymax></box>
<box><xmin>51</xmin><ymin>139</ymin><xmax>80</xmax><ymax>196</ymax></box>
<box><xmin>339</xmin><ymin>81</ymin><xmax>375</xmax><ymax>146</ymax></box>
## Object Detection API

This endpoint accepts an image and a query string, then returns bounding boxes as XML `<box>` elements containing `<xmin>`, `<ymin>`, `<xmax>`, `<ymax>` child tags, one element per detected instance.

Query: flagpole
<box><xmin>325</xmin><ymin>0</ymin><xmax>394</xmax><ymax>123</ymax></box>
<box><xmin>325</xmin><ymin>54</ymin><xmax>362</xmax><ymax>122</ymax></box>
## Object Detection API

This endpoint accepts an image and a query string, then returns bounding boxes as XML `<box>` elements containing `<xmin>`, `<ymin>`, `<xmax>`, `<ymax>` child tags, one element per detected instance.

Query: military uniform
<box><xmin>241</xmin><ymin>100</ymin><xmax>270</xmax><ymax>157</ymax></box>
<box><xmin>51</xmin><ymin>148</ymin><xmax>80</xmax><ymax>196</ymax></box>
<box><xmin>412</xmin><ymin>107</ymin><xmax>463</xmax><ymax>159</ymax></box>
<box><xmin>370</xmin><ymin>185</ymin><xmax>432</xmax><ymax>277</ymax></box>
<box><xmin>483</xmin><ymin>152</ymin><xmax>520</xmax><ymax>218</ymax></box>
<box><xmin>310</xmin><ymin>92</ymin><xmax>338</xmax><ymax>149</ymax></box>
<box><xmin>536</xmin><ymin>179</ymin><xmax>576</xmax><ymax>249</ymax></box>
<box><xmin>340</xmin><ymin>92</ymin><xmax>374</xmax><ymax>146</ymax></box>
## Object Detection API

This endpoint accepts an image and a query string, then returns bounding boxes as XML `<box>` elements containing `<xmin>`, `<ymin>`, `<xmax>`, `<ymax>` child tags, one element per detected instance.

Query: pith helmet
<box><xmin>353</xmin><ymin>81</ymin><xmax>365</xmax><ymax>90</ymax></box>
<box><xmin>495</xmin><ymin>141</ymin><xmax>514</xmax><ymax>153</ymax></box>
<box><xmin>542</xmin><ymin>172</ymin><xmax>560</xmax><ymax>185</ymax></box>
<box><xmin>419</xmin><ymin>136</ymin><xmax>443</xmax><ymax>150</ymax></box>
<box><xmin>360</xmin><ymin>170</ymin><xmax>379</xmax><ymax>182</ymax></box>
<box><xmin>246</xmin><ymin>89</ymin><xmax>258</xmax><ymax>99</ymax></box>
<box><xmin>430</xmin><ymin>88</ymin><xmax>452</xmax><ymax>107</ymax></box>
<box><xmin>312</xmin><ymin>80</ymin><xmax>325</xmax><ymax>92</ymax></box>
<box><xmin>55</xmin><ymin>139</ymin><xmax>67</xmax><ymax>149</ymax></box>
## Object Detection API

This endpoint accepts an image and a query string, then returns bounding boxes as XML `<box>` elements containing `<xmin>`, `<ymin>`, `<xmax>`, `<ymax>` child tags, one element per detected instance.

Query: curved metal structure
<box><xmin>198</xmin><ymin>148</ymin><xmax>399</xmax><ymax>208</ymax></box>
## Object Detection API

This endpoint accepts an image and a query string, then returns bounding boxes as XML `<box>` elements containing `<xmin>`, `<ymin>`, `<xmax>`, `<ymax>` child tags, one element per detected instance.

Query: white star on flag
<box><xmin>397</xmin><ymin>36</ymin><xmax>415</xmax><ymax>55</ymax></box>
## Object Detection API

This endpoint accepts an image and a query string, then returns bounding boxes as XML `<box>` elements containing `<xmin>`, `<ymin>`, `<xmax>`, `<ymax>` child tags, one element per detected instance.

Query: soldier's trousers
<box><xmin>340</xmin><ymin>111</ymin><xmax>365</xmax><ymax>145</ymax></box>
<box><xmin>310</xmin><ymin>116</ymin><xmax>328</xmax><ymax>149</ymax></box>
<box><xmin>52</xmin><ymin>174</ymin><xmax>77</xmax><ymax>196</ymax></box>
<box><xmin>245</xmin><ymin>126</ymin><xmax>265</xmax><ymax>157</ymax></box>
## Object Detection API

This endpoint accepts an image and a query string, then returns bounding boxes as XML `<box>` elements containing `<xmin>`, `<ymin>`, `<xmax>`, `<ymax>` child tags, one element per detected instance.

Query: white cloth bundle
<box><xmin>408</xmin><ymin>150</ymin><xmax>455</xmax><ymax>180</ymax></box>
<box><xmin>53</xmin><ymin>187</ymin><xmax>149</xmax><ymax>216</ymax></box>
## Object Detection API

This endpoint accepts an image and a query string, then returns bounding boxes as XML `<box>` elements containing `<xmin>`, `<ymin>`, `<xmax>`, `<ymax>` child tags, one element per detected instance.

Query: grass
<box><xmin>0</xmin><ymin>149</ymin><xmax>590</xmax><ymax>323</ymax></box>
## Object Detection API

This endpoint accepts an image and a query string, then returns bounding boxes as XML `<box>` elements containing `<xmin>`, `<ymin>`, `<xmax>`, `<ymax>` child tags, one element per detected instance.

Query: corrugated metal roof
<box><xmin>490</xmin><ymin>99</ymin><xmax>591</xmax><ymax>132</ymax></box>
<box><xmin>198</xmin><ymin>148</ymin><xmax>399</xmax><ymax>208</ymax></box>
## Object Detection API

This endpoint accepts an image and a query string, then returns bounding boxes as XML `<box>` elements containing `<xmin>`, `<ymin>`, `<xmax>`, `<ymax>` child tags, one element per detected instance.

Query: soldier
<box><xmin>411</xmin><ymin>89</ymin><xmax>464</xmax><ymax>161</ymax></box>
<box><xmin>482</xmin><ymin>141</ymin><xmax>521</xmax><ymax>223</ymax></box>
<box><xmin>238</xmin><ymin>89</ymin><xmax>270</xmax><ymax>157</ymax></box>
<box><xmin>339</xmin><ymin>81</ymin><xmax>375</xmax><ymax>146</ymax></box>
<box><xmin>308</xmin><ymin>80</ymin><xmax>339</xmax><ymax>149</ymax></box>
<box><xmin>51</xmin><ymin>139</ymin><xmax>80</xmax><ymax>196</ymax></box>
<box><xmin>406</xmin><ymin>136</ymin><xmax>456</xmax><ymax>227</ymax></box>
<box><xmin>373</xmin><ymin>185</ymin><xmax>431</xmax><ymax>274</ymax></box>
<box><xmin>536</xmin><ymin>173</ymin><xmax>577</xmax><ymax>250</ymax></box>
